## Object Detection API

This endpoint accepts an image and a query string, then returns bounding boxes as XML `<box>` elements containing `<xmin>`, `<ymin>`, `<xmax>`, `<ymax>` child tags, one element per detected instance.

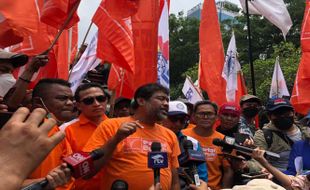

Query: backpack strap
<box><xmin>262</xmin><ymin>129</ymin><xmax>273</xmax><ymax>148</ymax></box>
<box><xmin>262</xmin><ymin>128</ymin><xmax>294</xmax><ymax>149</ymax></box>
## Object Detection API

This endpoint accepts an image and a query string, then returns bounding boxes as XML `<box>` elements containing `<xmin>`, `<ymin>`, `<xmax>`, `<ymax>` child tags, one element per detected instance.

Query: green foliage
<box><xmin>242</xmin><ymin>42</ymin><xmax>300</xmax><ymax>103</ymax></box>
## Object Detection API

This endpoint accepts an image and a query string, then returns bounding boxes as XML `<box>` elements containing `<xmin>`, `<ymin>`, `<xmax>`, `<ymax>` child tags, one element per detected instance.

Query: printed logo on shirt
<box><xmin>201</xmin><ymin>146</ymin><xmax>218</xmax><ymax>161</ymax></box>
<box><xmin>123</xmin><ymin>137</ymin><xmax>168</xmax><ymax>153</ymax></box>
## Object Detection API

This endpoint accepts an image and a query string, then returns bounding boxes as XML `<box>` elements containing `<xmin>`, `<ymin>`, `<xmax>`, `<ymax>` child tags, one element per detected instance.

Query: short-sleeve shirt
<box><xmin>83</xmin><ymin>116</ymin><xmax>181</xmax><ymax>190</ymax></box>
<box><xmin>61</xmin><ymin>114</ymin><xmax>108</xmax><ymax>190</ymax></box>
<box><xmin>182</xmin><ymin>128</ymin><xmax>230</xmax><ymax>190</ymax></box>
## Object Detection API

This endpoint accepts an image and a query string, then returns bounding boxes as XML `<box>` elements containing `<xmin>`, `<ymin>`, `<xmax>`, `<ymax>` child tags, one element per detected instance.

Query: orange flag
<box><xmin>40</xmin><ymin>0</ymin><xmax>80</xmax><ymax>29</ymax></box>
<box><xmin>93</xmin><ymin>0</ymin><xmax>137</xmax><ymax>73</ymax></box>
<box><xmin>0</xmin><ymin>14</ymin><xmax>23</xmax><ymax>48</ymax></box>
<box><xmin>199</xmin><ymin>0</ymin><xmax>226</xmax><ymax>106</ymax></box>
<box><xmin>291</xmin><ymin>0</ymin><xmax>310</xmax><ymax>115</ymax></box>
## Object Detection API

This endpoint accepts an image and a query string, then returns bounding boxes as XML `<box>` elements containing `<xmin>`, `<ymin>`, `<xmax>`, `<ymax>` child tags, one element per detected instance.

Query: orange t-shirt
<box><xmin>83</xmin><ymin>116</ymin><xmax>181</xmax><ymax>190</ymax></box>
<box><xmin>186</xmin><ymin>123</ymin><xmax>196</xmax><ymax>129</ymax></box>
<box><xmin>62</xmin><ymin>114</ymin><xmax>108</xmax><ymax>190</ymax></box>
<box><xmin>29</xmin><ymin>126</ymin><xmax>74</xmax><ymax>190</ymax></box>
<box><xmin>182</xmin><ymin>128</ymin><xmax>230</xmax><ymax>190</ymax></box>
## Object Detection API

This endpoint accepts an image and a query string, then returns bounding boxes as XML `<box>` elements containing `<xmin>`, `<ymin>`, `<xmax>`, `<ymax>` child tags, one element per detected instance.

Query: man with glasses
<box><xmin>239</xmin><ymin>95</ymin><xmax>262</xmax><ymax>137</ymax></box>
<box><xmin>83</xmin><ymin>83</ymin><xmax>181</xmax><ymax>190</ymax></box>
<box><xmin>254</xmin><ymin>98</ymin><xmax>310</xmax><ymax>171</ymax></box>
<box><xmin>182</xmin><ymin>100</ymin><xmax>233</xmax><ymax>190</ymax></box>
<box><xmin>60</xmin><ymin>82</ymin><xmax>109</xmax><ymax>190</ymax></box>
<box><xmin>162</xmin><ymin>100</ymin><xmax>208</xmax><ymax>184</ymax></box>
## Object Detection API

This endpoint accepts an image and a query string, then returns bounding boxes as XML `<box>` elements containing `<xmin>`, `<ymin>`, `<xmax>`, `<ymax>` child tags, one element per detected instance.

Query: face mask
<box><xmin>242</xmin><ymin>107</ymin><xmax>259</xmax><ymax>118</ymax></box>
<box><xmin>273</xmin><ymin>116</ymin><xmax>294</xmax><ymax>130</ymax></box>
<box><xmin>0</xmin><ymin>73</ymin><xmax>16</xmax><ymax>97</ymax></box>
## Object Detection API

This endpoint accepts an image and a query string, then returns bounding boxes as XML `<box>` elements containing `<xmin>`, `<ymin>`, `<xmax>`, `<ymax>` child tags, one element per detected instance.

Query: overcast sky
<box><xmin>77</xmin><ymin>0</ymin><xmax>241</xmax><ymax>45</ymax></box>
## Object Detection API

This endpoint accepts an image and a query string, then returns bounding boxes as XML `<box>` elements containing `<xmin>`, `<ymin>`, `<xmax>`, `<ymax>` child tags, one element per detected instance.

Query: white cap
<box><xmin>168</xmin><ymin>101</ymin><xmax>188</xmax><ymax>116</ymax></box>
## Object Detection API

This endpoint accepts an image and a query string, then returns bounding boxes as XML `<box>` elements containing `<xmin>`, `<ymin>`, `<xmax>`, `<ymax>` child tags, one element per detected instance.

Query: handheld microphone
<box><xmin>21</xmin><ymin>148</ymin><xmax>104</xmax><ymax>190</ymax></box>
<box><xmin>178</xmin><ymin>140</ymin><xmax>205</xmax><ymax>186</ymax></box>
<box><xmin>111</xmin><ymin>179</ymin><xmax>128</xmax><ymax>190</ymax></box>
<box><xmin>147</xmin><ymin>142</ymin><xmax>168</xmax><ymax>185</ymax></box>
<box><xmin>212</xmin><ymin>137</ymin><xmax>280</xmax><ymax>159</ymax></box>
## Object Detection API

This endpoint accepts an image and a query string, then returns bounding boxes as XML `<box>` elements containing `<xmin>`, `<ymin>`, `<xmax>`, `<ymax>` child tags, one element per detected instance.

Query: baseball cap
<box><xmin>219</xmin><ymin>102</ymin><xmax>241</xmax><ymax>116</ymax></box>
<box><xmin>168</xmin><ymin>101</ymin><xmax>188</xmax><ymax>116</ymax></box>
<box><xmin>0</xmin><ymin>49</ymin><xmax>28</xmax><ymax>68</ymax></box>
<box><xmin>266</xmin><ymin>98</ymin><xmax>293</xmax><ymax>112</ymax></box>
<box><xmin>115</xmin><ymin>97</ymin><xmax>131</xmax><ymax>107</ymax></box>
<box><xmin>240</xmin><ymin>94</ymin><xmax>261</xmax><ymax>106</ymax></box>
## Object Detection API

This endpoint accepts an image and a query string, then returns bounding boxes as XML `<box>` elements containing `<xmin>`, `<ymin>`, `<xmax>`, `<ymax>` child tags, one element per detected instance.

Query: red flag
<box><xmin>236</xmin><ymin>72</ymin><xmax>248</xmax><ymax>103</ymax></box>
<box><xmin>131</xmin><ymin>0</ymin><xmax>160</xmax><ymax>89</ymax></box>
<box><xmin>199</xmin><ymin>0</ymin><xmax>226</xmax><ymax>106</ymax></box>
<box><xmin>93</xmin><ymin>1</ymin><xmax>136</xmax><ymax>73</ymax></box>
<box><xmin>0</xmin><ymin>14</ymin><xmax>23</xmax><ymax>48</ymax></box>
<box><xmin>291</xmin><ymin>1</ymin><xmax>310</xmax><ymax>115</ymax></box>
<box><xmin>40</xmin><ymin>0</ymin><xmax>80</xmax><ymax>29</ymax></box>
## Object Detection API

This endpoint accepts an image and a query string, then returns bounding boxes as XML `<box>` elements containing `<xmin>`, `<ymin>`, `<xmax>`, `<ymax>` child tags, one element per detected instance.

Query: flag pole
<box><xmin>245</xmin><ymin>0</ymin><xmax>256</xmax><ymax>95</ymax></box>
<box><xmin>42</xmin><ymin>0</ymin><xmax>81</xmax><ymax>55</ymax></box>
<box><xmin>276</xmin><ymin>56</ymin><xmax>279</xmax><ymax>98</ymax></box>
<box><xmin>119</xmin><ymin>68</ymin><xmax>125</xmax><ymax>96</ymax></box>
<box><xmin>68</xmin><ymin>22</ymin><xmax>93</xmax><ymax>78</ymax></box>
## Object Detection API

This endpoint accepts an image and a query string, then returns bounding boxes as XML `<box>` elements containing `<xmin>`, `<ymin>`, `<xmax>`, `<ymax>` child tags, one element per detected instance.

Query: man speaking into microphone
<box><xmin>83</xmin><ymin>83</ymin><xmax>181</xmax><ymax>190</ymax></box>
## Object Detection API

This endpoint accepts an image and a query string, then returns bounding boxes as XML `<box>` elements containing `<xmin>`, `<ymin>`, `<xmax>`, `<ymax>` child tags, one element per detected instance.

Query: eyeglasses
<box><xmin>81</xmin><ymin>95</ymin><xmax>107</xmax><ymax>105</ymax></box>
<box><xmin>195</xmin><ymin>112</ymin><xmax>216</xmax><ymax>119</ymax></box>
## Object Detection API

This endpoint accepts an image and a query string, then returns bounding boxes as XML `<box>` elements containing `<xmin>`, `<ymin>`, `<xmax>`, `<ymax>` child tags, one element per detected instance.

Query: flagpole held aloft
<box><xmin>42</xmin><ymin>0</ymin><xmax>81</xmax><ymax>55</ymax></box>
<box><xmin>245</xmin><ymin>0</ymin><xmax>256</xmax><ymax>95</ymax></box>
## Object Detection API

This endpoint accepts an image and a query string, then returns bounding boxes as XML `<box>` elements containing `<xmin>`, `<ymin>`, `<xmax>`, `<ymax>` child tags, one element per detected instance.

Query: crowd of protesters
<box><xmin>1</xmin><ymin>49</ymin><xmax>310</xmax><ymax>190</ymax></box>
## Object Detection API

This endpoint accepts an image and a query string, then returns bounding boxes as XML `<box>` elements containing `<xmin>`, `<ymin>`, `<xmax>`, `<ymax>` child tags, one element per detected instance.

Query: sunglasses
<box><xmin>81</xmin><ymin>95</ymin><xmax>107</xmax><ymax>105</ymax></box>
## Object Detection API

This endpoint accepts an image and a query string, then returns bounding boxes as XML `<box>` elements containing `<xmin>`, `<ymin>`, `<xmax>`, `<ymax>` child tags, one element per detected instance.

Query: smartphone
<box><xmin>241</xmin><ymin>172</ymin><xmax>269</xmax><ymax>179</ymax></box>
<box><xmin>0</xmin><ymin>112</ymin><xmax>13</xmax><ymax>129</ymax></box>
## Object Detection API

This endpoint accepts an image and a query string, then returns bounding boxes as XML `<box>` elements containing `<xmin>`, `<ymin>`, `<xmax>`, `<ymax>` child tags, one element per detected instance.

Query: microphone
<box><xmin>21</xmin><ymin>148</ymin><xmax>104</xmax><ymax>190</ymax></box>
<box><xmin>111</xmin><ymin>179</ymin><xmax>128</xmax><ymax>190</ymax></box>
<box><xmin>178</xmin><ymin>140</ymin><xmax>205</xmax><ymax>186</ymax></box>
<box><xmin>212</xmin><ymin>137</ymin><xmax>280</xmax><ymax>159</ymax></box>
<box><xmin>147</xmin><ymin>142</ymin><xmax>168</xmax><ymax>185</ymax></box>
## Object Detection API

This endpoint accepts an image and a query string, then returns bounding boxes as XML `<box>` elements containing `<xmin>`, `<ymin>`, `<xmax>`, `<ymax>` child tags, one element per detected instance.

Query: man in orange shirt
<box><xmin>182</xmin><ymin>100</ymin><xmax>234</xmax><ymax>190</ymax></box>
<box><xmin>83</xmin><ymin>83</ymin><xmax>181</xmax><ymax>190</ymax></box>
<box><xmin>23</xmin><ymin>78</ymin><xmax>75</xmax><ymax>190</ymax></box>
<box><xmin>60</xmin><ymin>83</ymin><xmax>109</xmax><ymax>190</ymax></box>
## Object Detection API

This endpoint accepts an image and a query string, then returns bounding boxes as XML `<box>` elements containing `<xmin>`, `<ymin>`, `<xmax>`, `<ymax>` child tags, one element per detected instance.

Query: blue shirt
<box><xmin>177</xmin><ymin>131</ymin><xmax>208</xmax><ymax>182</ymax></box>
<box><xmin>284</xmin><ymin>140</ymin><xmax>310</xmax><ymax>175</ymax></box>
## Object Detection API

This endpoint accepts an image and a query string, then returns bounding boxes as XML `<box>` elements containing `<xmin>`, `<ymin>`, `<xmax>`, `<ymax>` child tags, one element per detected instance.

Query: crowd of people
<box><xmin>1</xmin><ymin>49</ymin><xmax>310</xmax><ymax>190</ymax></box>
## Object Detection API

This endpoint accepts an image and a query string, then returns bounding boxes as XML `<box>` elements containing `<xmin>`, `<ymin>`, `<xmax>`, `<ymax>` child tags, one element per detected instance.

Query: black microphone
<box><xmin>178</xmin><ymin>140</ymin><xmax>205</xmax><ymax>186</ymax></box>
<box><xmin>111</xmin><ymin>179</ymin><xmax>128</xmax><ymax>190</ymax></box>
<box><xmin>212</xmin><ymin>138</ymin><xmax>280</xmax><ymax>159</ymax></box>
<box><xmin>21</xmin><ymin>148</ymin><xmax>105</xmax><ymax>190</ymax></box>
<box><xmin>147</xmin><ymin>142</ymin><xmax>168</xmax><ymax>185</ymax></box>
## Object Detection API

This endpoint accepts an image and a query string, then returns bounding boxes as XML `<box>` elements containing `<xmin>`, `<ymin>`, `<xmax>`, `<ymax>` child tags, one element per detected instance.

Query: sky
<box><xmin>77</xmin><ymin>0</ymin><xmax>241</xmax><ymax>45</ymax></box>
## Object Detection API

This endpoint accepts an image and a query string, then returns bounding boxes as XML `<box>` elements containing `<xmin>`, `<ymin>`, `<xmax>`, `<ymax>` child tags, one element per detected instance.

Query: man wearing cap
<box><xmin>0</xmin><ymin>49</ymin><xmax>28</xmax><ymax>97</ymax></box>
<box><xmin>239</xmin><ymin>94</ymin><xmax>262</xmax><ymax>137</ymax></box>
<box><xmin>254</xmin><ymin>98</ymin><xmax>310</xmax><ymax>171</ymax></box>
<box><xmin>216</xmin><ymin>102</ymin><xmax>241</xmax><ymax>138</ymax></box>
<box><xmin>162</xmin><ymin>100</ymin><xmax>208</xmax><ymax>183</ymax></box>
<box><xmin>113</xmin><ymin>97</ymin><xmax>131</xmax><ymax>117</ymax></box>
<box><xmin>0</xmin><ymin>49</ymin><xmax>49</xmax><ymax>110</ymax></box>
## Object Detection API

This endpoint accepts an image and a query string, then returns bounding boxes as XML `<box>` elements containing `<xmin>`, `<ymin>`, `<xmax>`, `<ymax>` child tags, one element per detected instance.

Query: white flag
<box><xmin>182</xmin><ymin>77</ymin><xmax>203</xmax><ymax>104</ymax></box>
<box><xmin>222</xmin><ymin>32</ymin><xmax>241</xmax><ymax>102</ymax></box>
<box><xmin>269</xmin><ymin>56</ymin><xmax>290</xmax><ymax>99</ymax></box>
<box><xmin>239</xmin><ymin>0</ymin><xmax>292</xmax><ymax>37</ymax></box>
<box><xmin>157</xmin><ymin>0</ymin><xmax>169</xmax><ymax>89</ymax></box>
<box><xmin>69</xmin><ymin>32</ymin><xmax>102</xmax><ymax>93</ymax></box>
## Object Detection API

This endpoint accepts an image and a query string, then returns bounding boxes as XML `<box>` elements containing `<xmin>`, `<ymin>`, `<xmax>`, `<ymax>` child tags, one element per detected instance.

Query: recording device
<box><xmin>111</xmin><ymin>179</ymin><xmax>128</xmax><ymax>190</ymax></box>
<box><xmin>21</xmin><ymin>148</ymin><xmax>104</xmax><ymax>190</ymax></box>
<box><xmin>0</xmin><ymin>112</ymin><xmax>13</xmax><ymax>129</ymax></box>
<box><xmin>212</xmin><ymin>137</ymin><xmax>280</xmax><ymax>159</ymax></box>
<box><xmin>178</xmin><ymin>140</ymin><xmax>205</xmax><ymax>186</ymax></box>
<box><xmin>234</xmin><ymin>133</ymin><xmax>251</xmax><ymax>144</ymax></box>
<box><xmin>147</xmin><ymin>142</ymin><xmax>168</xmax><ymax>185</ymax></box>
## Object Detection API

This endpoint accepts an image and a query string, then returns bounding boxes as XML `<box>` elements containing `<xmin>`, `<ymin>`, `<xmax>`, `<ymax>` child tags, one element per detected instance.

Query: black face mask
<box><xmin>273</xmin><ymin>116</ymin><xmax>294</xmax><ymax>130</ymax></box>
<box><xmin>242</xmin><ymin>107</ymin><xmax>259</xmax><ymax>118</ymax></box>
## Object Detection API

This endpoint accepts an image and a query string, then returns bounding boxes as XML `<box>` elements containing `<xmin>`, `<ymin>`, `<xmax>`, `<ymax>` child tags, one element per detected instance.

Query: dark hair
<box><xmin>131</xmin><ymin>83</ymin><xmax>169</xmax><ymax>109</ymax></box>
<box><xmin>74</xmin><ymin>82</ymin><xmax>109</xmax><ymax>102</ymax></box>
<box><xmin>32</xmin><ymin>78</ymin><xmax>71</xmax><ymax>98</ymax></box>
<box><xmin>193</xmin><ymin>100</ymin><xmax>218</xmax><ymax>114</ymax></box>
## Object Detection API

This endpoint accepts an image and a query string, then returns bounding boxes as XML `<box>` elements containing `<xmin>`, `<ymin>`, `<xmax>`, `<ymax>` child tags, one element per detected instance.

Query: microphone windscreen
<box><xmin>111</xmin><ymin>179</ymin><xmax>128</xmax><ymax>190</ymax></box>
<box><xmin>212</xmin><ymin>138</ymin><xmax>226</xmax><ymax>146</ymax></box>
<box><xmin>183</xmin><ymin>140</ymin><xmax>194</xmax><ymax>150</ymax></box>
<box><xmin>151</xmin><ymin>142</ymin><xmax>161</xmax><ymax>152</ymax></box>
